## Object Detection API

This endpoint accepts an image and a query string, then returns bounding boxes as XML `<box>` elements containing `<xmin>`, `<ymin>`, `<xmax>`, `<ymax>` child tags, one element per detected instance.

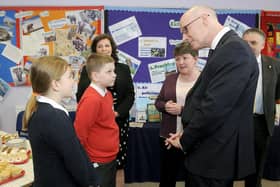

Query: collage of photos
<box><xmin>0</xmin><ymin>7</ymin><xmax>103</xmax><ymax>103</ymax></box>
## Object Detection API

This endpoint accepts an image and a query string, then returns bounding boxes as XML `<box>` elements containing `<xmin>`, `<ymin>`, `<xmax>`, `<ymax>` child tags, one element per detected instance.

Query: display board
<box><xmin>106</xmin><ymin>7</ymin><xmax>259</xmax><ymax>83</ymax></box>
<box><xmin>0</xmin><ymin>9</ymin><xmax>18</xmax><ymax>87</ymax></box>
<box><xmin>0</xmin><ymin>6</ymin><xmax>104</xmax><ymax>87</ymax></box>
<box><xmin>260</xmin><ymin>10</ymin><xmax>280</xmax><ymax>59</ymax></box>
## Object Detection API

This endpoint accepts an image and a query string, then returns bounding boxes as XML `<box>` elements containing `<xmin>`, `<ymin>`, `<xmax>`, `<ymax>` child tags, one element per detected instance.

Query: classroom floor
<box><xmin>125</xmin><ymin>179</ymin><xmax>280</xmax><ymax>187</ymax></box>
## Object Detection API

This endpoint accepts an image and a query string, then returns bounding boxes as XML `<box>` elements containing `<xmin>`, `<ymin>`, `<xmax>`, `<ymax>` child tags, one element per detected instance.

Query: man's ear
<box><xmin>260</xmin><ymin>41</ymin><xmax>265</xmax><ymax>51</ymax></box>
<box><xmin>202</xmin><ymin>14</ymin><xmax>210</xmax><ymax>26</ymax></box>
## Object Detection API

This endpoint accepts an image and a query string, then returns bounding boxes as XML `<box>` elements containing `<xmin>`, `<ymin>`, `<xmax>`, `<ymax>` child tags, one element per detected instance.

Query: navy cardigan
<box><xmin>28</xmin><ymin>102</ymin><xmax>98</xmax><ymax>187</ymax></box>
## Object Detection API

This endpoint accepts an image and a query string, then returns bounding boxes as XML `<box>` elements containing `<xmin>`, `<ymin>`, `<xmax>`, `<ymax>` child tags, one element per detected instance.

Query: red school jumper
<box><xmin>74</xmin><ymin>86</ymin><xmax>119</xmax><ymax>163</ymax></box>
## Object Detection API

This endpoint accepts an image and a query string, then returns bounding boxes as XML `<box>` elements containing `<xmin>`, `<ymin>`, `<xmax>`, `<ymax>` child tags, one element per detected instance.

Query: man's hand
<box><xmin>165</xmin><ymin>131</ymin><xmax>183</xmax><ymax>150</ymax></box>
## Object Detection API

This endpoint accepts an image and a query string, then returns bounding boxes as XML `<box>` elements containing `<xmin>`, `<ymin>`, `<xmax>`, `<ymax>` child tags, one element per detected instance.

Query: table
<box><xmin>125</xmin><ymin>123</ymin><xmax>280</xmax><ymax>183</ymax></box>
<box><xmin>1</xmin><ymin>159</ymin><xmax>34</xmax><ymax>187</ymax></box>
<box><xmin>125</xmin><ymin>123</ymin><xmax>185</xmax><ymax>183</ymax></box>
<box><xmin>1</xmin><ymin>141</ymin><xmax>34</xmax><ymax>187</ymax></box>
<box><xmin>125</xmin><ymin>123</ymin><xmax>160</xmax><ymax>183</ymax></box>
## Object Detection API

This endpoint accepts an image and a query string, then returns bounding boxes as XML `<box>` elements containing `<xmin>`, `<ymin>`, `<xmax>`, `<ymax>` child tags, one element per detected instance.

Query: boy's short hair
<box><xmin>86</xmin><ymin>53</ymin><xmax>115</xmax><ymax>78</ymax></box>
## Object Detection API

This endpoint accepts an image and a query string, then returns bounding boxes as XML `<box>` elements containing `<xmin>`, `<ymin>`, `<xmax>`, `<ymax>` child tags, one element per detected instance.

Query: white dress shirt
<box><xmin>254</xmin><ymin>55</ymin><xmax>264</xmax><ymax>114</ymax></box>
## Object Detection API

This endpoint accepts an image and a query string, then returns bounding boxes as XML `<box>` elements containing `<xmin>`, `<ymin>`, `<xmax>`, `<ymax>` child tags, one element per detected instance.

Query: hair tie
<box><xmin>32</xmin><ymin>92</ymin><xmax>40</xmax><ymax>96</ymax></box>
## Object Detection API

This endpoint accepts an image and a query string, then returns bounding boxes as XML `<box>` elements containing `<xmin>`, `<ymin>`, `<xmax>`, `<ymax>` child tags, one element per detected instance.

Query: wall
<box><xmin>1</xmin><ymin>0</ymin><xmax>280</xmax><ymax>11</ymax></box>
<box><xmin>0</xmin><ymin>0</ymin><xmax>280</xmax><ymax>133</ymax></box>
<box><xmin>0</xmin><ymin>87</ymin><xmax>31</xmax><ymax>133</ymax></box>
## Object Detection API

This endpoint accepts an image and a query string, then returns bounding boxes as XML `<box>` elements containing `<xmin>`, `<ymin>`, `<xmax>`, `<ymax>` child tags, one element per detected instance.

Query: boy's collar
<box><xmin>90</xmin><ymin>82</ymin><xmax>107</xmax><ymax>97</ymax></box>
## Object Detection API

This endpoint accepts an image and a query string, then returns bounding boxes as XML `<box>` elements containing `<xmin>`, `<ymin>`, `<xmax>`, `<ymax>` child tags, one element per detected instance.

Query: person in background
<box><xmin>76</xmin><ymin>34</ymin><xmax>135</xmax><ymax>187</ymax></box>
<box><xmin>166</xmin><ymin>5</ymin><xmax>258</xmax><ymax>187</ymax></box>
<box><xmin>155</xmin><ymin>41</ymin><xmax>200</xmax><ymax>187</ymax></box>
<box><xmin>22</xmin><ymin>56</ymin><xmax>99</xmax><ymax>187</ymax></box>
<box><xmin>242</xmin><ymin>28</ymin><xmax>280</xmax><ymax>187</ymax></box>
<box><xmin>75</xmin><ymin>53</ymin><xmax>119</xmax><ymax>187</ymax></box>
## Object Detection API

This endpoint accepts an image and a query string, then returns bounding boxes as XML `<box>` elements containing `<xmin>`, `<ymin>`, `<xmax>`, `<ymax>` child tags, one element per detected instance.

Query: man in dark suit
<box><xmin>166</xmin><ymin>6</ymin><xmax>258</xmax><ymax>187</ymax></box>
<box><xmin>243</xmin><ymin>28</ymin><xmax>280</xmax><ymax>187</ymax></box>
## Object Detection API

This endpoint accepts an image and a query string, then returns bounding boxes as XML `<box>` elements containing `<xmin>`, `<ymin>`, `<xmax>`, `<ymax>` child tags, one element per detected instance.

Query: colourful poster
<box><xmin>260</xmin><ymin>11</ymin><xmax>280</xmax><ymax>59</ymax></box>
<box><xmin>0</xmin><ymin>6</ymin><xmax>104</xmax><ymax>86</ymax></box>
<box><xmin>0</xmin><ymin>10</ymin><xmax>18</xmax><ymax>85</ymax></box>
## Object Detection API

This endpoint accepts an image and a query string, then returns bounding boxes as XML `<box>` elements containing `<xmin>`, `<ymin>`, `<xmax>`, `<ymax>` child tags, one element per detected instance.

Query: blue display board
<box><xmin>0</xmin><ymin>10</ymin><xmax>17</xmax><ymax>84</ymax></box>
<box><xmin>106</xmin><ymin>7</ymin><xmax>259</xmax><ymax>83</ymax></box>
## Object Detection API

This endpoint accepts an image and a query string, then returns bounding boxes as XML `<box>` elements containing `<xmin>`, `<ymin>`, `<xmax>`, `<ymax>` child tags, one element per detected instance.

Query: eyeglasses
<box><xmin>180</xmin><ymin>17</ymin><xmax>202</xmax><ymax>34</ymax></box>
<box><xmin>180</xmin><ymin>14</ymin><xmax>210</xmax><ymax>34</ymax></box>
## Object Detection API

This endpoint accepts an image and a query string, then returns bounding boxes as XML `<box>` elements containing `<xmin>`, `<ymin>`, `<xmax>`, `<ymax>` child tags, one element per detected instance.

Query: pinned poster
<box><xmin>260</xmin><ymin>10</ymin><xmax>280</xmax><ymax>59</ymax></box>
<box><xmin>0</xmin><ymin>6</ymin><xmax>104</xmax><ymax>86</ymax></box>
<box><xmin>223</xmin><ymin>15</ymin><xmax>250</xmax><ymax>37</ymax></box>
<box><xmin>0</xmin><ymin>78</ymin><xmax>10</xmax><ymax>102</ymax></box>
<box><xmin>108</xmin><ymin>16</ymin><xmax>142</xmax><ymax>46</ymax></box>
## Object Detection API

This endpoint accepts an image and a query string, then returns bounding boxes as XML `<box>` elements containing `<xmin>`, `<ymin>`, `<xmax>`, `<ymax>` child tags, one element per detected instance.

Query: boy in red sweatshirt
<box><xmin>74</xmin><ymin>53</ymin><xmax>119</xmax><ymax>187</ymax></box>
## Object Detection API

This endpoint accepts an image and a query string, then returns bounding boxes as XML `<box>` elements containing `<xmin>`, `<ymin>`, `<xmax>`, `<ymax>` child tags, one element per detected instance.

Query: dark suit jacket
<box><xmin>76</xmin><ymin>62</ymin><xmax>135</xmax><ymax>120</ymax></box>
<box><xmin>261</xmin><ymin>55</ymin><xmax>280</xmax><ymax>135</ymax></box>
<box><xmin>180</xmin><ymin>30</ymin><xmax>258</xmax><ymax>179</ymax></box>
<box><xmin>155</xmin><ymin>73</ymin><xmax>179</xmax><ymax>138</ymax></box>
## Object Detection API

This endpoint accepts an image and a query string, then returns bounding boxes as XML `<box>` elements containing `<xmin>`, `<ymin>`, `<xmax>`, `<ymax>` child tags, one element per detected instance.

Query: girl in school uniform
<box><xmin>22</xmin><ymin>56</ymin><xmax>99</xmax><ymax>187</ymax></box>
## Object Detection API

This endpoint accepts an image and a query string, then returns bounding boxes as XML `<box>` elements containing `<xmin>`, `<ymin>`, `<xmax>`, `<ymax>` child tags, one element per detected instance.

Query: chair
<box><xmin>16</xmin><ymin>111</ymin><xmax>29</xmax><ymax>139</ymax></box>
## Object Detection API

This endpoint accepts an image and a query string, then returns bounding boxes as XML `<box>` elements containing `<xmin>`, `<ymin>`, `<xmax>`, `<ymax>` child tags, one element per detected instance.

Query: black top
<box><xmin>259</xmin><ymin>55</ymin><xmax>280</xmax><ymax>135</ymax></box>
<box><xmin>28</xmin><ymin>102</ymin><xmax>98</xmax><ymax>187</ymax></box>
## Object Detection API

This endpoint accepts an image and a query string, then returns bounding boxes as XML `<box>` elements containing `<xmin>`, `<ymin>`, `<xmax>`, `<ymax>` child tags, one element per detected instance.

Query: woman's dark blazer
<box><xmin>155</xmin><ymin>73</ymin><xmax>179</xmax><ymax>138</ymax></box>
